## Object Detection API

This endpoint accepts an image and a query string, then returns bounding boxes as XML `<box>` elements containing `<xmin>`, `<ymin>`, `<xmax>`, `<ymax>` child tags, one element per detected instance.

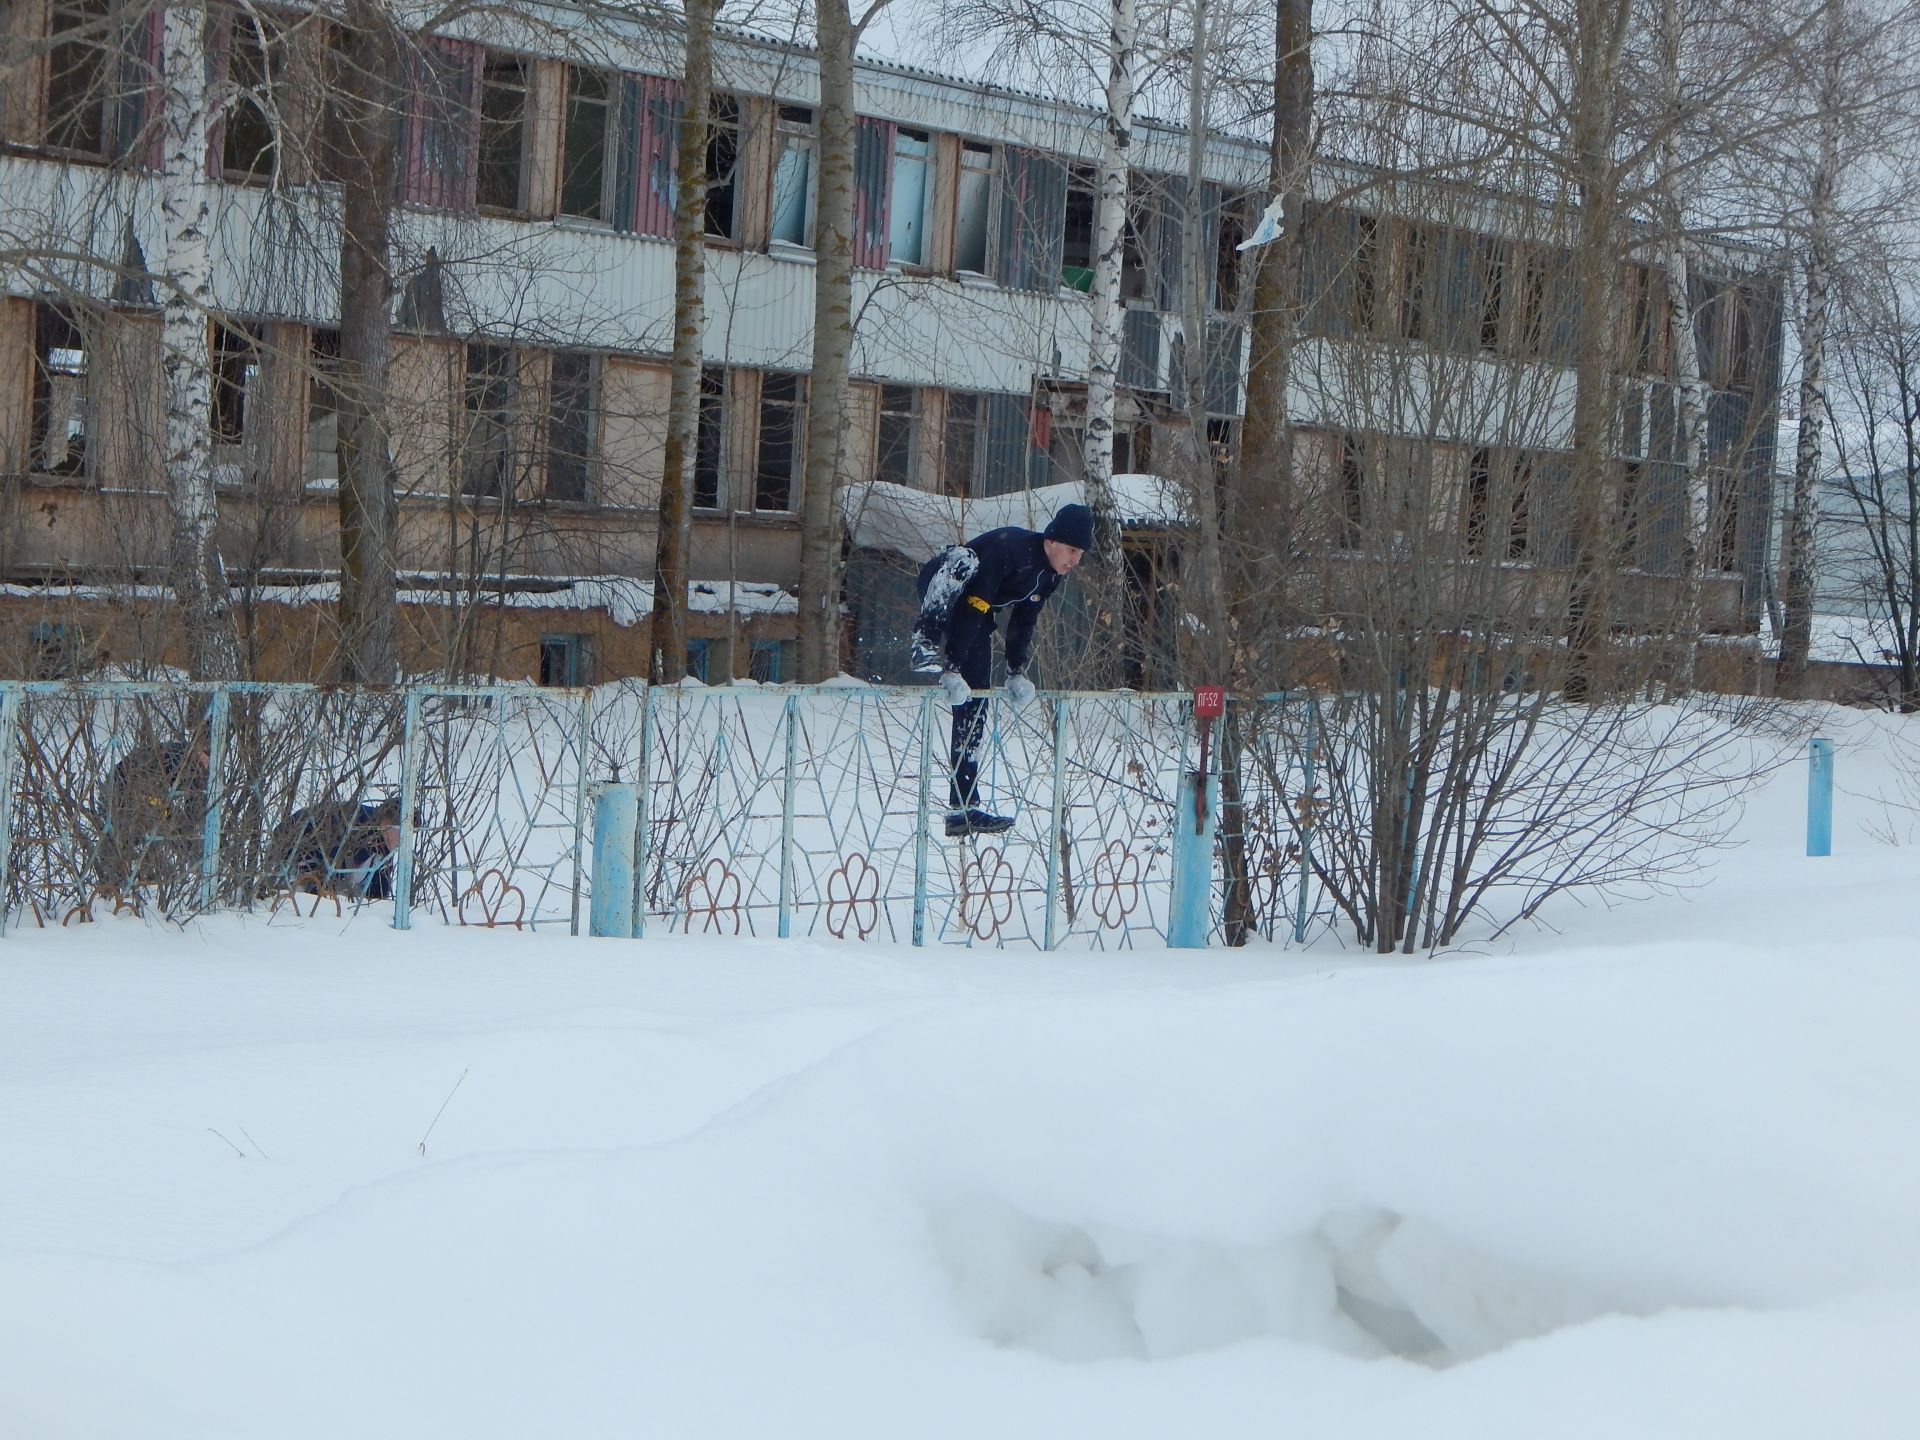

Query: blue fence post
<box><xmin>1170</xmin><ymin>770</ymin><xmax>1219</xmax><ymax>947</ymax></box>
<box><xmin>912</xmin><ymin>690</ymin><xmax>931</xmax><ymax>946</ymax></box>
<box><xmin>197</xmin><ymin>687</ymin><xmax>231</xmax><ymax>913</ymax></box>
<box><xmin>1294</xmin><ymin>699</ymin><xmax>1317</xmax><ymax>945</ymax></box>
<box><xmin>0</xmin><ymin>687</ymin><xmax>20</xmax><ymax>937</ymax></box>
<box><xmin>1043</xmin><ymin>696</ymin><xmax>1067</xmax><ymax>950</ymax></box>
<box><xmin>1807</xmin><ymin>736</ymin><xmax>1834</xmax><ymax>857</ymax></box>
<box><xmin>392</xmin><ymin>690</ymin><xmax>422</xmax><ymax>930</ymax></box>
<box><xmin>590</xmin><ymin>782</ymin><xmax>638</xmax><ymax>937</ymax></box>
<box><xmin>779</xmin><ymin>692</ymin><xmax>798</xmax><ymax>939</ymax></box>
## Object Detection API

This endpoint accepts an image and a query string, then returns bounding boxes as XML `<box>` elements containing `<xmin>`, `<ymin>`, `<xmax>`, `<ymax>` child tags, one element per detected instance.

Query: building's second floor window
<box><xmin>403</xmin><ymin>37</ymin><xmax>482</xmax><ymax>209</ymax></box>
<box><xmin>44</xmin><ymin>0</ymin><xmax>133</xmax><ymax>158</ymax></box>
<box><xmin>212</xmin><ymin>320</ymin><xmax>263</xmax><ymax>483</ymax></box>
<box><xmin>754</xmin><ymin>372</ymin><xmax>804</xmax><ymax>511</ymax></box>
<box><xmin>770</xmin><ymin>104</ymin><xmax>815</xmax><ymax>247</ymax></box>
<box><xmin>889</xmin><ymin>128</ymin><xmax>932</xmax><ymax>266</ymax></box>
<box><xmin>694</xmin><ymin>365</ymin><xmax>726</xmax><ymax>509</ymax></box>
<box><xmin>307</xmin><ymin>327</ymin><xmax>341</xmax><ymax>487</ymax></box>
<box><xmin>30</xmin><ymin>305</ymin><xmax>90</xmax><ymax>476</ymax></box>
<box><xmin>462</xmin><ymin>343</ymin><xmax>516</xmax><ymax>498</ymax></box>
<box><xmin>216</xmin><ymin>8</ymin><xmax>282</xmax><ymax>182</ymax></box>
<box><xmin>706</xmin><ymin>94</ymin><xmax>741</xmax><ymax>240</ymax></box>
<box><xmin>954</xmin><ymin>142</ymin><xmax>995</xmax><ymax>275</ymax></box>
<box><xmin>875</xmin><ymin>385</ymin><xmax>916</xmax><ymax>486</ymax></box>
<box><xmin>560</xmin><ymin>65</ymin><xmax>612</xmax><ymax>221</ymax></box>
<box><xmin>942</xmin><ymin>392</ymin><xmax>980</xmax><ymax>497</ymax></box>
<box><xmin>545</xmin><ymin>351</ymin><xmax>595</xmax><ymax>502</ymax></box>
<box><xmin>477</xmin><ymin>54</ymin><xmax>529</xmax><ymax>211</ymax></box>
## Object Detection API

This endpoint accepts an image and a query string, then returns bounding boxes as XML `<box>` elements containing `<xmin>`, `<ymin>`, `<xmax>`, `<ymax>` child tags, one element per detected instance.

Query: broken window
<box><xmin>705</xmin><ymin>93</ymin><xmax>740</xmax><ymax>240</ymax></box>
<box><xmin>942</xmin><ymin>392</ymin><xmax>981</xmax><ymax>497</ymax></box>
<box><xmin>631</xmin><ymin>74</ymin><xmax>685</xmax><ymax>237</ymax></box>
<box><xmin>770</xmin><ymin>105</ymin><xmax>815</xmax><ymax>247</ymax></box>
<box><xmin>1464</xmin><ymin>447</ymin><xmax>1492</xmax><ymax>556</ymax></box>
<box><xmin>545</xmin><ymin>351</ymin><xmax>596</xmax><ymax>502</ymax></box>
<box><xmin>306</xmin><ymin>328</ymin><xmax>341</xmax><ymax>487</ymax></box>
<box><xmin>875</xmin><ymin>385</ymin><xmax>916</xmax><ymax>486</ymax></box>
<box><xmin>953</xmin><ymin>142</ymin><xmax>995</xmax><ymax>274</ymax></box>
<box><xmin>462</xmin><ymin>343</ymin><xmax>516</xmax><ymax>498</ymax></box>
<box><xmin>889</xmin><ymin>128</ymin><xmax>932</xmax><ymax>266</ymax></box>
<box><xmin>852</xmin><ymin>116</ymin><xmax>895</xmax><ymax>268</ymax></box>
<box><xmin>560</xmin><ymin>65</ymin><xmax>612</xmax><ymax>220</ymax></box>
<box><xmin>212</xmin><ymin>320</ymin><xmax>263</xmax><ymax>484</ymax></box>
<box><xmin>30</xmin><ymin>305</ymin><xmax>90</xmax><ymax>476</ymax></box>
<box><xmin>753</xmin><ymin>372</ymin><xmax>804</xmax><ymax>511</ymax></box>
<box><xmin>693</xmin><ymin>365</ymin><xmax>726</xmax><ymax>509</ymax></box>
<box><xmin>1507</xmin><ymin>456</ymin><xmax>1533</xmax><ymax>561</ymax></box>
<box><xmin>476</xmin><ymin>54</ymin><xmax>529</xmax><ymax>211</ymax></box>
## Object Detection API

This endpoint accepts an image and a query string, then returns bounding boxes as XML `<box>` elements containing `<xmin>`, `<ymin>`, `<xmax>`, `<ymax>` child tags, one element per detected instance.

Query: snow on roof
<box><xmin>0</xmin><ymin>577</ymin><xmax>796</xmax><ymax>626</ymax></box>
<box><xmin>1767</xmin><ymin>610</ymin><xmax>1914</xmax><ymax>668</ymax></box>
<box><xmin>840</xmin><ymin>475</ymin><xmax>1189</xmax><ymax>563</ymax></box>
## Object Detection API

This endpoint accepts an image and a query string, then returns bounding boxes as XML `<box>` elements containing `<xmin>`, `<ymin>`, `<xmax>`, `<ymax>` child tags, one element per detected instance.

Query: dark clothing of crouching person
<box><xmin>909</xmin><ymin>502</ymin><xmax>1093</xmax><ymax>838</ymax></box>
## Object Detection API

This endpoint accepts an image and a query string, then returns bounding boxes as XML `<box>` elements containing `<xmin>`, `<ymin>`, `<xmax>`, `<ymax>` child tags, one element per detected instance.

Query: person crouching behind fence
<box><xmin>909</xmin><ymin>502</ymin><xmax>1092</xmax><ymax>838</ymax></box>
<box><xmin>277</xmin><ymin>796</ymin><xmax>403</xmax><ymax>900</ymax></box>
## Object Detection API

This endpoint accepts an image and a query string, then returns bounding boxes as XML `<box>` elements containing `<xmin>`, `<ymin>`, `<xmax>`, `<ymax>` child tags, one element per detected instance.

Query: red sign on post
<box><xmin>1194</xmin><ymin>686</ymin><xmax>1225</xmax><ymax>718</ymax></box>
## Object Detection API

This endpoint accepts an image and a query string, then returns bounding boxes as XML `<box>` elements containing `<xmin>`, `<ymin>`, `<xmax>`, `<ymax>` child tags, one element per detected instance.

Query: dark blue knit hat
<box><xmin>1044</xmin><ymin>502</ymin><xmax>1094</xmax><ymax>551</ymax></box>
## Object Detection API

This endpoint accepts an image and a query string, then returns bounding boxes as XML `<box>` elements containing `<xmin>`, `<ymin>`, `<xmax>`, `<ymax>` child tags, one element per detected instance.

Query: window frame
<box><xmin>752</xmin><ymin>371</ymin><xmax>805</xmax><ymax>513</ymax></box>
<box><xmin>461</xmin><ymin>341</ymin><xmax>518</xmax><ymax>500</ymax></box>
<box><xmin>29</xmin><ymin>303</ymin><xmax>92</xmax><ymax>478</ymax></box>
<box><xmin>887</xmin><ymin>127</ymin><xmax>933</xmax><ymax>269</ymax></box>
<box><xmin>952</xmin><ymin>139</ymin><xmax>997</xmax><ymax>277</ymax></box>
<box><xmin>475</xmin><ymin>51</ymin><xmax>531</xmax><ymax>214</ymax></box>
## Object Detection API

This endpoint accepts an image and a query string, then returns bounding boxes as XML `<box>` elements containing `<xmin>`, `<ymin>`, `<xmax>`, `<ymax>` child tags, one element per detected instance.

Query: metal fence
<box><xmin>0</xmin><ymin>680</ymin><xmax>1331</xmax><ymax>947</ymax></box>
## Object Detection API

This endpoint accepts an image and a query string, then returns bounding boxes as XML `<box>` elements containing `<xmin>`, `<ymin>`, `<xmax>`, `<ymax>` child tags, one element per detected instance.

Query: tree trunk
<box><xmin>1233</xmin><ymin>0</ymin><xmax>1311</xmax><ymax>685</ymax></box>
<box><xmin>1561</xmin><ymin>0</ymin><xmax>1632</xmax><ymax>703</ymax></box>
<box><xmin>334</xmin><ymin>0</ymin><xmax>402</xmax><ymax>684</ymax></box>
<box><xmin>1778</xmin><ymin>0</ymin><xmax>1845</xmax><ymax>695</ymax></box>
<box><xmin>650</xmin><ymin>0</ymin><xmax>715</xmax><ymax>685</ymax></box>
<box><xmin>796</xmin><ymin>0</ymin><xmax>857</xmax><ymax>682</ymax></box>
<box><xmin>159</xmin><ymin>0</ymin><xmax>238</xmax><ymax>680</ymax></box>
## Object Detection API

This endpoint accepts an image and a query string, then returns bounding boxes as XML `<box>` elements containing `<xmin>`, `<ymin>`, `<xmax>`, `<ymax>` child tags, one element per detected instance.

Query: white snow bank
<box><xmin>842</xmin><ymin>475</ymin><xmax>1189</xmax><ymax>561</ymax></box>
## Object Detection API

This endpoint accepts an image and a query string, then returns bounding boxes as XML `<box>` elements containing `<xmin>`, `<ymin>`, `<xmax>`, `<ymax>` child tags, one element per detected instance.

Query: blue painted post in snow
<box><xmin>1169</xmin><ymin>772</ymin><xmax>1219</xmax><ymax>948</ymax></box>
<box><xmin>590</xmin><ymin>783</ymin><xmax>638</xmax><ymax>937</ymax></box>
<box><xmin>1807</xmin><ymin>737</ymin><xmax>1834</xmax><ymax>857</ymax></box>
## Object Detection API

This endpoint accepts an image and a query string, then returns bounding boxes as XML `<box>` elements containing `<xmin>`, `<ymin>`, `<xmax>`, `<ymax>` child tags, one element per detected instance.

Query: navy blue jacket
<box><xmin>914</xmin><ymin>526</ymin><xmax>1064</xmax><ymax>675</ymax></box>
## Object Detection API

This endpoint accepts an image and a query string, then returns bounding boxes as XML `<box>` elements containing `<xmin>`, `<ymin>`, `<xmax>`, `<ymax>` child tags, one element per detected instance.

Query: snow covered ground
<box><xmin>3</xmin><ymin>703</ymin><xmax>1918</xmax><ymax>1439</ymax></box>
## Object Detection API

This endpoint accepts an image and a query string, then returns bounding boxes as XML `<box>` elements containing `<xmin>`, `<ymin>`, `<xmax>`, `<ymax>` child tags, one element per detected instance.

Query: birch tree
<box><xmin>650</xmin><ymin>0</ymin><xmax>717</xmax><ymax>684</ymax></box>
<box><xmin>159</xmin><ymin>0</ymin><xmax>239</xmax><ymax>678</ymax></box>
<box><xmin>331</xmin><ymin>0</ymin><xmax>406</xmax><ymax>683</ymax></box>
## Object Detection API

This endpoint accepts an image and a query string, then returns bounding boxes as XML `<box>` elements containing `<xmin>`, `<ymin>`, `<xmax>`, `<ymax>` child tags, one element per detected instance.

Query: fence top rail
<box><xmin>0</xmin><ymin>679</ymin><xmax>1316</xmax><ymax>704</ymax></box>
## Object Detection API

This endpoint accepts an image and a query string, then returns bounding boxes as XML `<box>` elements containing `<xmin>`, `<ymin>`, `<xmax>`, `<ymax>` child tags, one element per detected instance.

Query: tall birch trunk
<box><xmin>334</xmin><ymin>0</ymin><xmax>402</xmax><ymax>684</ymax></box>
<box><xmin>1655</xmin><ymin>0</ymin><xmax>1708</xmax><ymax>693</ymax></box>
<box><xmin>1234</xmin><ymin>0</ymin><xmax>1311</xmax><ymax>675</ymax></box>
<box><xmin>796</xmin><ymin>0</ymin><xmax>858</xmax><ymax>682</ymax></box>
<box><xmin>1561</xmin><ymin>0</ymin><xmax>1632</xmax><ymax>702</ymax></box>
<box><xmin>1777</xmin><ymin>0</ymin><xmax>1844</xmax><ymax>695</ymax></box>
<box><xmin>1078</xmin><ymin>0</ymin><xmax>1135</xmax><ymax>685</ymax></box>
<box><xmin>649</xmin><ymin>0</ymin><xmax>715</xmax><ymax>684</ymax></box>
<box><xmin>159</xmin><ymin>0</ymin><xmax>238</xmax><ymax>679</ymax></box>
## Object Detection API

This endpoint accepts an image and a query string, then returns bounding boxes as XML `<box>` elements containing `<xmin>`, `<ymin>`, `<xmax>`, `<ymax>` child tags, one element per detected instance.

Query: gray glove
<box><xmin>939</xmin><ymin>670</ymin><xmax>972</xmax><ymax>706</ymax></box>
<box><xmin>1005</xmin><ymin>674</ymin><xmax>1036</xmax><ymax>708</ymax></box>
